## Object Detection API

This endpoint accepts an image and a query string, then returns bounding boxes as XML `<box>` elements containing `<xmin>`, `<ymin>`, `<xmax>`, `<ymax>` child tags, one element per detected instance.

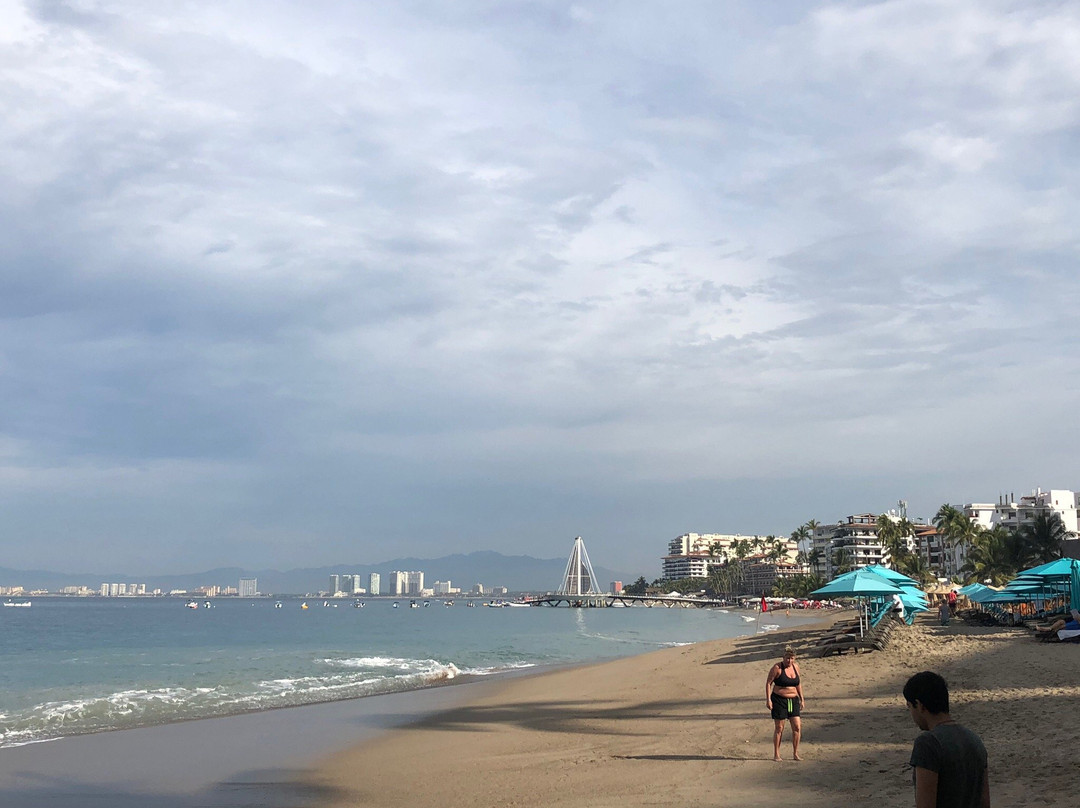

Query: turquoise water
<box><xmin>0</xmin><ymin>597</ymin><xmax>780</xmax><ymax>747</ymax></box>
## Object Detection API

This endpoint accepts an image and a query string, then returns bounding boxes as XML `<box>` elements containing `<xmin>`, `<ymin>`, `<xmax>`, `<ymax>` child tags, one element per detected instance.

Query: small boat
<box><xmin>409</xmin><ymin>600</ymin><xmax>419</xmax><ymax>608</ymax></box>
<box><xmin>185</xmin><ymin>600</ymin><xmax>199</xmax><ymax>609</ymax></box>
<box><xmin>3</xmin><ymin>601</ymin><xmax>31</xmax><ymax>608</ymax></box>
<box><xmin>466</xmin><ymin>601</ymin><xmax>475</xmax><ymax>608</ymax></box>
<box><xmin>423</xmin><ymin>600</ymin><xmax>430</xmax><ymax>607</ymax></box>
<box><xmin>274</xmin><ymin>601</ymin><xmax>283</xmax><ymax>609</ymax></box>
<box><xmin>354</xmin><ymin>600</ymin><xmax>365</xmax><ymax>608</ymax></box>
<box><xmin>301</xmin><ymin>602</ymin><xmax>309</xmax><ymax>610</ymax></box>
<box><xmin>445</xmin><ymin>600</ymin><xmax>454</xmax><ymax>607</ymax></box>
<box><xmin>392</xmin><ymin>601</ymin><xmax>399</xmax><ymax>608</ymax></box>
<box><xmin>203</xmin><ymin>601</ymin><xmax>212</xmax><ymax>609</ymax></box>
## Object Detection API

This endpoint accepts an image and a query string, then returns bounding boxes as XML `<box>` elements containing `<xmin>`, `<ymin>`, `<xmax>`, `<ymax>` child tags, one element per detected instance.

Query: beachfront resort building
<box><xmin>738</xmin><ymin>555</ymin><xmax>810</xmax><ymax>595</ymax></box>
<box><xmin>954</xmin><ymin>488</ymin><xmax>1080</xmax><ymax>575</ymax></box>
<box><xmin>810</xmin><ymin>511</ymin><xmax>919</xmax><ymax>580</ymax></box>
<box><xmin>368</xmin><ymin>573</ymin><xmax>380</xmax><ymax>596</ymax></box>
<box><xmin>238</xmin><ymin>578</ymin><xmax>257</xmax><ymax>597</ymax></box>
<box><xmin>661</xmin><ymin>532</ymin><xmax>799</xmax><ymax>584</ymax></box>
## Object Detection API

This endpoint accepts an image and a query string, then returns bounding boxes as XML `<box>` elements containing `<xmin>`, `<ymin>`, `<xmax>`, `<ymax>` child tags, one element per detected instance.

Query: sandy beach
<box><xmin>303</xmin><ymin>614</ymin><xmax>1078</xmax><ymax>808</ymax></box>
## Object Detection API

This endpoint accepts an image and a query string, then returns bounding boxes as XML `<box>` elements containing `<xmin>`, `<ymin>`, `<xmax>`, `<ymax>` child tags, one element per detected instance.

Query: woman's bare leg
<box><xmin>773</xmin><ymin>720</ymin><xmax>784</xmax><ymax>761</ymax></box>
<box><xmin>791</xmin><ymin>716</ymin><xmax>802</xmax><ymax>760</ymax></box>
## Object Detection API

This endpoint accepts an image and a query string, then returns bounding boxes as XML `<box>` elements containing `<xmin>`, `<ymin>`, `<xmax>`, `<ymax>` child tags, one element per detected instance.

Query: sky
<box><xmin>3</xmin><ymin>0</ymin><xmax>1080</xmax><ymax>577</ymax></box>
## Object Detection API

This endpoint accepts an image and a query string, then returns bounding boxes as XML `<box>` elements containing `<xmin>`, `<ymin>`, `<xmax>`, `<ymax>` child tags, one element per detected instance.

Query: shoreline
<box><xmin>2</xmin><ymin>605</ymin><xmax>830</xmax><ymax>751</ymax></box>
<box><xmin>299</xmin><ymin>615</ymin><xmax>1077</xmax><ymax>808</ymax></box>
<box><xmin>0</xmin><ymin>611</ymin><xmax>834</xmax><ymax>806</ymax></box>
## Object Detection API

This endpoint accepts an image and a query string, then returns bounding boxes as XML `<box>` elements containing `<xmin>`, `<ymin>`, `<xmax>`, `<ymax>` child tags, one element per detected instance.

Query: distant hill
<box><xmin>0</xmin><ymin>551</ymin><xmax>635</xmax><ymax>595</ymax></box>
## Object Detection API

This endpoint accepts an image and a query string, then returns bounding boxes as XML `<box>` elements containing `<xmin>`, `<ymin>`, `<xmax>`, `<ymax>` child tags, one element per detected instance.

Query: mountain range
<box><xmin>0</xmin><ymin>551</ymin><xmax>638</xmax><ymax>595</ymax></box>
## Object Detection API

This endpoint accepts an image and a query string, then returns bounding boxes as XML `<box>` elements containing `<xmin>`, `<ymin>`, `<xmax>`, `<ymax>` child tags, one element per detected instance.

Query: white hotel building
<box><xmin>661</xmin><ymin>532</ymin><xmax>800</xmax><ymax>584</ymax></box>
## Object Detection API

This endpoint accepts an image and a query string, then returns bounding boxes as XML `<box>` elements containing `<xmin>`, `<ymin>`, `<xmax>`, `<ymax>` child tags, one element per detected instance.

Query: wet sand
<box><xmin>302</xmin><ymin>617</ymin><xmax>1078</xmax><ymax>808</ymax></box>
<box><xmin>0</xmin><ymin>680</ymin><xmax>493</xmax><ymax>808</ymax></box>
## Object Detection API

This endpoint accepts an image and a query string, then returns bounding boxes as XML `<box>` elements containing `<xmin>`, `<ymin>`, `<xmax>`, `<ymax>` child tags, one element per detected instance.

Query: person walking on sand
<box><xmin>903</xmin><ymin>671</ymin><xmax>990</xmax><ymax>808</ymax></box>
<box><xmin>765</xmin><ymin>646</ymin><xmax>803</xmax><ymax>761</ymax></box>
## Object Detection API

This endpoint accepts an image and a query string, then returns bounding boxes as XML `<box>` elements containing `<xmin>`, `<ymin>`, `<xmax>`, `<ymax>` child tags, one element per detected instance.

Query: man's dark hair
<box><xmin>903</xmin><ymin>671</ymin><xmax>950</xmax><ymax>714</ymax></box>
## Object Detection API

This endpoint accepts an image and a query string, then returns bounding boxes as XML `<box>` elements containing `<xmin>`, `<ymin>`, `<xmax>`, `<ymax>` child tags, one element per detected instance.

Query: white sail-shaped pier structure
<box><xmin>557</xmin><ymin>536</ymin><xmax>601</xmax><ymax>596</ymax></box>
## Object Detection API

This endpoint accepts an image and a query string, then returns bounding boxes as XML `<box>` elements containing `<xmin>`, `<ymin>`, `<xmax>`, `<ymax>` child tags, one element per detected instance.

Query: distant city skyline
<box><xmin>4</xmin><ymin>2</ymin><xmax>1080</xmax><ymax>576</ymax></box>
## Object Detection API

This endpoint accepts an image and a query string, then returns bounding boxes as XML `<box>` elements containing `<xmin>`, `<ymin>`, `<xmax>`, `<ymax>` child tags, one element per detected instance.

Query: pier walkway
<box><xmin>527</xmin><ymin>593</ymin><xmax>733</xmax><ymax>608</ymax></box>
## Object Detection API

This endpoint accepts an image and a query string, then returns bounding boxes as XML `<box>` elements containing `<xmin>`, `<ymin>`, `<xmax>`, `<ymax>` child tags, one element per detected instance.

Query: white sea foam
<box><xmin>0</xmin><ymin>657</ymin><xmax>472</xmax><ymax>748</ymax></box>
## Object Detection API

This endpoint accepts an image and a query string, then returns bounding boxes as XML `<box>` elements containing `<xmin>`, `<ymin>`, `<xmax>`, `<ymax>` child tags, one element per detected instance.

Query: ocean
<box><xmin>0</xmin><ymin>597</ymin><xmax>783</xmax><ymax>748</ymax></box>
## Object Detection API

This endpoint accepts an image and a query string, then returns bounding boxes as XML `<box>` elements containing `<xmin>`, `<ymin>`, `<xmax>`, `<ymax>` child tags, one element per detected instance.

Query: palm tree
<box><xmin>934</xmin><ymin>504</ymin><xmax>981</xmax><ymax>575</ymax></box>
<box><xmin>709</xmin><ymin>561</ymin><xmax>744</xmax><ymax>598</ymax></box>
<box><xmin>790</xmin><ymin>525</ymin><xmax>810</xmax><ymax>545</ymax></box>
<box><xmin>961</xmin><ymin>525</ymin><xmax>1018</xmax><ymax>586</ymax></box>
<box><xmin>766</xmin><ymin>538</ymin><xmax>787</xmax><ymax>563</ymax></box>
<box><xmin>877</xmin><ymin>513</ymin><xmax>913</xmax><ymax>570</ymax></box>
<box><xmin>1015</xmin><ymin>513</ymin><xmax>1069</xmax><ymax>567</ymax></box>
<box><xmin>832</xmin><ymin>546</ymin><xmax>853</xmax><ymax>576</ymax></box>
<box><xmin>895</xmin><ymin>552</ymin><xmax>934</xmax><ymax>587</ymax></box>
<box><xmin>933</xmin><ymin>504</ymin><xmax>963</xmax><ymax>536</ymax></box>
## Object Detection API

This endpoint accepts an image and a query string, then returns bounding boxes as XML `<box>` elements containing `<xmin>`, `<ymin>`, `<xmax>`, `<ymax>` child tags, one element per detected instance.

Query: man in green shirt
<box><xmin>903</xmin><ymin>671</ymin><xmax>990</xmax><ymax>808</ymax></box>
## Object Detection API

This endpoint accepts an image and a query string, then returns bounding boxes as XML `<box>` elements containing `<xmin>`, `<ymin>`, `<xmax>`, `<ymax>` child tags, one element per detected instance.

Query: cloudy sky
<box><xmin>3</xmin><ymin>0</ymin><xmax>1079</xmax><ymax>576</ymax></box>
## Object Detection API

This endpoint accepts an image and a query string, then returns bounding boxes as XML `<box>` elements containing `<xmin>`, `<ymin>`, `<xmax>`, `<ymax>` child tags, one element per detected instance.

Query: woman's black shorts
<box><xmin>771</xmin><ymin>694</ymin><xmax>801</xmax><ymax>720</ymax></box>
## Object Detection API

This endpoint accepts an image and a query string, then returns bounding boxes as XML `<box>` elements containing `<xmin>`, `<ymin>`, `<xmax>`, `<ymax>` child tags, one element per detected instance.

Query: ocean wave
<box><xmin>0</xmin><ymin>657</ymin><xmax>474</xmax><ymax>749</ymax></box>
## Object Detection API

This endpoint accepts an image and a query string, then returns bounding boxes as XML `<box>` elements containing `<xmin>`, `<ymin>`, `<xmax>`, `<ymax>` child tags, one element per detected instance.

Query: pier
<box><xmin>528</xmin><ymin>593</ymin><xmax>732</xmax><ymax>608</ymax></box>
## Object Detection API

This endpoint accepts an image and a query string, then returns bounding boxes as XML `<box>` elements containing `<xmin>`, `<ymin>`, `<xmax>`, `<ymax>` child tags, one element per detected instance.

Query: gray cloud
<box><xmin>2</xmin><ymin>0</ymin><xmax>1080</xmax><ymax>575</ymax></box>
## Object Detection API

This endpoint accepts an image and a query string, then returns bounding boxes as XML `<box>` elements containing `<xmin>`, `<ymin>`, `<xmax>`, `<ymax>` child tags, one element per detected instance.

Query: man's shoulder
<box><xmin>932</xmin><ymin>722</ymin><xmax>987</xmax><ymax>756</ymax></box>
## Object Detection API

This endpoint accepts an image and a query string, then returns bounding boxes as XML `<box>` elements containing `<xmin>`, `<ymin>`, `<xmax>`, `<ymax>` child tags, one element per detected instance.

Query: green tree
<box><xmin>1015</xmin><ymin>512</ymin><xmax>1069</xmax><ymax>567</ymax></box>
<box><xmin>895</xmin><ymin>552</ymin><xmax>934</xmax><ymax>587</ymax></box>
<box><xmin>772</xmin><ymin>573</ymin><xmax>826</xmax><ymax>598</ymax></box>
<box><xmin>831</xmin><ymin>546</ymin><xmax>853</xmax><ymax>575</ymax></box>
<box><xmin>961</xmin><ymin>525</ymin><xmax>1019</xmax><ymax>586</ymax></box>
<box><xmin>934</xmin><ymin>504</ymin><xmax>981</xmax><ymax>576</ymax></box>
<box><xmin>708</xmin><ymin>561</ymin><xmax>744</xmax><ymax>599</ymax></box>
<box><xmin>623</xmin><ymin>576</ymin><xmax>649</xmax><ymax>595</ymax></box>
<box><xmin>731</xmin><ymin>538</ymin><xmax>751</xmax><ymax>560</ymax></box>
<box><xmin>877</xmin><ymin>514</ymin><xmax>908</xmax><ymax>566</ymax></box>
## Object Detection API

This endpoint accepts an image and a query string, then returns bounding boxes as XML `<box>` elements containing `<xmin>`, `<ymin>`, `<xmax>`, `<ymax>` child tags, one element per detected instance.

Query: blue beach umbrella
<box><xmin>982</xmin><ymin>590</ymin><xmax>1033</xmax><ymax>603</ymax></box>
<box><xmin>966</xmin><ymin>587</ymin><xmax>1002</xmax><ymax>604</ymax></box>
<box><xmin>1016</xmin><ymin>558</ymin><xmax>1079</xmax><ymax>579</ymax></box>
<box><xmin>861</xmin><ymin>564</ymin><xmax>919</xmax><ymax>585</ymax></box>
<box><xmin>1072</xmin><ymin>563</ymin><xmax>1080</xmax><ymax>613</ymax></box>
<box><xmin>809</xmin><ymin>569</ymin><xmax>905</xmax><ymax>597</ymax></box>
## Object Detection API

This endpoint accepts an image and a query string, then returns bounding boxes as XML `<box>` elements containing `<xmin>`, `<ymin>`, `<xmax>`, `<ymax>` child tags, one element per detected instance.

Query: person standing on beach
<box><xmin>765</xmin><ymin>646</ymin><xmax>803</xmax><ymax>761</ymax></box>
<box><xmin>903</xmin><ymin>671</ymin><xmax>990</xmax><ymax>808</ymax></box>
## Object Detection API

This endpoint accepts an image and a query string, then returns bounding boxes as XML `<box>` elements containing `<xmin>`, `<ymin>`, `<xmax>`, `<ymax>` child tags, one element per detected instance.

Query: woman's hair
<box><xmin>783</xmin><ymin>646</ymin><xmax>796</xmax><ymax>658</ymax></box>
<box><xmin>903</xmin><ymin>671</ymin><xmax>949</xmax><ymax>714</ymax></box>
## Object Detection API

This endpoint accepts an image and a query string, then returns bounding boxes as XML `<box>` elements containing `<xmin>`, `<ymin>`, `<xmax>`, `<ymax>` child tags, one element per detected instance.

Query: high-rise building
<box><xmin>239</xmin><ymin>578</ymin><xmax>257</xmax><ymax>597</ymax></box>
<box><xmin>406</xmin><ymin>571</ymin><xmax>424</xmax><ymax>595</ymax></box>
<box><xmin>329</xmin><ymin>574</ymin><xmax>340</xmax><ymax>595</ymax></box>
<box><xmin>368</xmin><ymin>573</ymin><xmax>380</xmax><ymax>596</ymax></box>
<box><xmin>100</xmin><ymin>583</ymin><xmax>109</xmax><ymax>597</ymax></box>
<box><xmin>388</xmin><ymin>571</ymin><xmax>408</xmax><ymax>595</ymax></box>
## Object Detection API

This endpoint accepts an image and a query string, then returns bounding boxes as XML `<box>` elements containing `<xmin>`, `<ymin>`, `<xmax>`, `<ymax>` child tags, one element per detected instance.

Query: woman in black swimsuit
<box><xmin>765</xmin><ymin>646</ymin><xmax>804</xmax><ymax>761</ymax></box>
